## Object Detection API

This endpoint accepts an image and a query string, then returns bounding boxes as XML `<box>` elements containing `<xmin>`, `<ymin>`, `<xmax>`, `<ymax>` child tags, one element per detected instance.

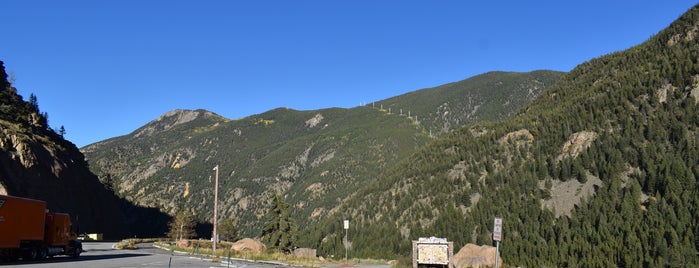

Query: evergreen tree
<box><xmin>0</xmin><ymin>60</ymin><xmax>8</xmax><ymax>91</ymax></box>
<box><xmin>58</xmin><ymin>125</ymin><xmax>66</xmax><ymax>138</ymax></box>
<box><xmin>261</xmin><ymin>194</ymin><xmax>298</xmax><ymax>252</ymax></box>
<box><xmin>29</xmin><ymin>93</ymin><xmax>38</xmax><ymax>111</ymax></box>
<box><xmin>218</xmin><ymin>219</ymin><xmax>239</xmax><ymax>242</ymax></box>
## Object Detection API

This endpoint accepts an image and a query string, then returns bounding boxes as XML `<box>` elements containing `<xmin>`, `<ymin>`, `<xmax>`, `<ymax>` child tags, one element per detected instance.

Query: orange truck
<box><xmin>0</xmin><ymin>195</ymin><xmax>82</xmax><ymax>261</ymax></box>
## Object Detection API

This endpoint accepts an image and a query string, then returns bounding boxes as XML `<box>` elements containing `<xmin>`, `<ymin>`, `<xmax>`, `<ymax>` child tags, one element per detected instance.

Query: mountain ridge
<box><xmin>82</xmin><ymin>70</ymin><xmax>562</xmax><ymax>237</ymax></box>
<box><xmin>301</xmin><ymin>4</ymin><xmax>699</xmax><ymax>266</ymax></box>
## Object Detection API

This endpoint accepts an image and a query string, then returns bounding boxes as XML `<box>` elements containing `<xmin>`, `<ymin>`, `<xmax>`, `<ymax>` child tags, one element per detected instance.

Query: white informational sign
<box><xmin>493</xmin><ymin>218</ymin><xmax>503</xmax><ymax>241</ymax></box>
<box><xmin>417</xmin><ymin>244</ymin><xmax>449</xmax><ymax>265</ymax></box>
<box><xmin>344</xmin><ymin>220</ymin><xmax>349</xmax><ymax>230</ymax></box>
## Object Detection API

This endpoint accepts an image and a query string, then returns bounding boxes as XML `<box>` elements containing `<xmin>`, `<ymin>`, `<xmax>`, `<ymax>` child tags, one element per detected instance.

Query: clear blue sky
<box><xmin>3</xmin><ymin>1</ymin><xmax>697</xmax><ymax>147</ymax></box>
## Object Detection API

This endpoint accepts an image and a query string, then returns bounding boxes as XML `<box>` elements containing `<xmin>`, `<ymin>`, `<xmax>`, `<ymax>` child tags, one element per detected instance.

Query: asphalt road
<box><xmin>0</xmin><ymin>242</ymin><xmax>290</xmax><ymax>268</ymax></box>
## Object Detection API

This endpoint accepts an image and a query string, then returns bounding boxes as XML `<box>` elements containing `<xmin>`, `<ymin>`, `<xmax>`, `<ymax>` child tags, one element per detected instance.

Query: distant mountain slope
<box><xmin>0</xmin><ymin>61</ymin><xmax>168</xmax><ymax>239</ymax></box>
<box><xmin>83</xmin><ymin>107</ymin><xmax>430</xmax><ymax>235</ymax></box>
<box><xmin>379</xmin><ymin>70</ymin><xmax>563</xmax><ymax>134</ymax></box>
<box><xmin>303</xmin><ymin>4</ymin><xmax>699</xmax><ymax>267</ymax></box>
<box><xmin>82</xmin><ymin>70</ymin><xmax>560</xmax><ymax>237</ymax></box>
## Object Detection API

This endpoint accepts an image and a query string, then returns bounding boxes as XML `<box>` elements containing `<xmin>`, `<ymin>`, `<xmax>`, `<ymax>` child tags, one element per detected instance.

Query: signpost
<box><xmin>212</xmin><ymin>165</ymin><xmax>219</xmax><ymax>253</ymax></box>
<box><xmin>493</xmin><ymin>218</ymin><xmax>502</xmax><ymax>268</ymax></box>
<box><xmin>343</xmin><ymin>220</ymin><xmax>349</xmax><ymax>263</ymax></box>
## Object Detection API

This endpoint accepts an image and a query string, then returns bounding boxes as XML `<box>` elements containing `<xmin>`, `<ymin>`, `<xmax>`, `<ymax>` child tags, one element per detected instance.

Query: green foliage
<box><xmin>218</xmin><ymin>218</ymin><xmax>239</xmax><ymax>242</ymax></box>
<box><xmin>301</xmin><ymin>4</ymin><xmax>699</xmax><ymax>266</ymax></box>
<box><xmin>261</xmin><ymin>194</ymin><xmax>298</xmax><ymax>253</ymax></box>
<box><xmin>82</xmin><ymin>70</ymin><xmax>554</xmax><ymax>239</ymax></box>
<box><xmin>379</xmin><ymin>70</ymin><xmax>563</xmax><ymax>136</ymax></box>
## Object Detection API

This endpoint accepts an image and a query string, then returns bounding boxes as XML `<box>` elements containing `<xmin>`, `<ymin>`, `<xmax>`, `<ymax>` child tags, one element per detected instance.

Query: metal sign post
<box><xmin>212</xmin><ymin>165</ymin><xmax>220</xmax><ymax>254</ymax></box>
<box><xmin>493</xmin><ymin>217</ymin><xmax>502</xmax><ymax>268</ymax></box>
<box><xmin>343</xmin><ymin>220</ymin><xmax>349</xmax><ymax>263</ymax></box>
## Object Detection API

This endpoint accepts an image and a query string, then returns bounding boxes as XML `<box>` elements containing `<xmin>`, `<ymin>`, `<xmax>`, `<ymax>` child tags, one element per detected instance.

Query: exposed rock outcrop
<box><xmin>557</xmin><ymin>131</ymin><xmax>597</xmax><ymax>161</ymax></box>
<box><xmin>231</xmin><ymin>238</ymin><xmax>267</xmax><ymax>253</ymax></box>
<box><xmin>452</xmin><ymin>244</ymin><xmax>502</xmax><ymax>268</ymax></box>
<box><xmin>134</xmin><ymin>109</ymin><xmax>218</xmax><ymax>138</ymax></box>
<box><xmin>305</xmin><ymin>113</ymin><xmax>324</xmax><ymax>128</ymax></box>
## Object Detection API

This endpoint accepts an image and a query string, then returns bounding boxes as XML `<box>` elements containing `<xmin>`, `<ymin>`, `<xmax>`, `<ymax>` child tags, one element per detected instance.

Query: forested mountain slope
<box><xmin>380</xmin><ymin>70</ymin><xmax>562</xmax><ymax>135</ymax></box>
<box><xmin>82</xmin><ymin>71</ymin><xmax>560</xmax><ymax>237</ymax></box>
<box><xmin>303</xmin><ymin>5</ymin><xmax>699</xmax><ymax>267</ymax></box>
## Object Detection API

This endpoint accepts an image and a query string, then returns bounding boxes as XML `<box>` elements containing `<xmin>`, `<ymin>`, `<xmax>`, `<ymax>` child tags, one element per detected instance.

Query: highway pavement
<box><xmin>0</xmin><ymin>242</ymin><xmax>289</xmax><ymax>268</ymax></box>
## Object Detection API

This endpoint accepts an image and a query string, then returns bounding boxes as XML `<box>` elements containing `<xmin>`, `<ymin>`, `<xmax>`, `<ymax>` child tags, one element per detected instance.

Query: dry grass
<box><xmin>155</xmin><ymin>240</ymin><xmax>327</xmax><ymax>267</ymax></box>
<box><xmin>114</xmin><ymin>238</ymin><xmax>165</xmax><ymax>249</ymax></box>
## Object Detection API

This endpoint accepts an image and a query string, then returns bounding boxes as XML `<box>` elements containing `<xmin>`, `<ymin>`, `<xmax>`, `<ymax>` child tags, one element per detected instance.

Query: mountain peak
<box><xmin>133</xmin><ymin>109</ymin><xmax>223</xmax><ymax>138</ymax></box>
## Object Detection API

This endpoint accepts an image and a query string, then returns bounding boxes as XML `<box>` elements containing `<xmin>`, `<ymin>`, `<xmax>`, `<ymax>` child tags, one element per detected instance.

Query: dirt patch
<box><xmin>541</xmin><ymin>173</ymin><xmax>603</xmax><ymax>217</ymax></box>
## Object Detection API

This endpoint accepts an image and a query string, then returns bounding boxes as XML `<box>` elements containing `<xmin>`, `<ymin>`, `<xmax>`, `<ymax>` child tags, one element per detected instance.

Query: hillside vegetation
<box><xmin>81</xmin><ymin>71</ymin><xmax>561</xmax><ymax>237</ymax></box>
<box><xmin>380</xmin><ymin>70</ymin><xmax>562</xmax><ymax>135</ymax></box>
<box><xmin>302</xmin><ymin>5</ymin><xmax>699</xmax><ymax>267</ymax></box>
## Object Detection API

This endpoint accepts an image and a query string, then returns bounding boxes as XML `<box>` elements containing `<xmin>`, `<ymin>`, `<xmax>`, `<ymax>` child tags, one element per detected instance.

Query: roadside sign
<box><xmin>493</xmin><ymin>218</ymin><xmax>502</xmax><ymax>241</ymax></box>
<box><xmin>344</xmin><ymin>220</ymin><xmax>349</xmax><ymax>230</ymax></box>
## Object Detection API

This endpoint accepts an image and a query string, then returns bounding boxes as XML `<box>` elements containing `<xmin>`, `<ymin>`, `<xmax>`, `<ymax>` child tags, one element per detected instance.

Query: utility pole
<box><xmin>213</xmin><ymin>165</ymin><xmax>220</xmax><ymax>253</ymax></box>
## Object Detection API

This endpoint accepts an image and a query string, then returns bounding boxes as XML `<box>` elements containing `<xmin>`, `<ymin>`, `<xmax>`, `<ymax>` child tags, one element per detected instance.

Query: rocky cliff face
<box><xmin>0</xmin><ymin>130</ymin><xmax>128</xmax><ymax>237</ymax></box>
<box><xmin>0</xmin><ymin>60</ymin><xmax>167</xmax><ymax>239</ymax></box>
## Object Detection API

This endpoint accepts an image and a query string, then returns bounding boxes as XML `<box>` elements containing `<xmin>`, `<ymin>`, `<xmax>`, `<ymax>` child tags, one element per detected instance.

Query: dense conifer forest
<box><xmin>300</xmin><ymin>5</ymin><xmax>699</xmax><ymax>267</ymax></box>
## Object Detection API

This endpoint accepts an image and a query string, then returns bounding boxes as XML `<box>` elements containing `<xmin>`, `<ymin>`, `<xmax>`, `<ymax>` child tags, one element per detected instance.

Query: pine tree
<box><xmin>29</xmin><ymin>93</ymin><xmax>38</xmax><ymax>111</ymax></box>
<box><xmin>261</xmin><ymin>194</ymin><xmax>298</xmax><ymax>252</ymax></box>
<box><xmin>58</xmin><ymin>125</ymin><xmax>66</xmax><ymax>138</ymax></box>
<box><xmin>218</xmin><ymin>219</ymin><xmax>239</xmax><ymax>242</ymax></box>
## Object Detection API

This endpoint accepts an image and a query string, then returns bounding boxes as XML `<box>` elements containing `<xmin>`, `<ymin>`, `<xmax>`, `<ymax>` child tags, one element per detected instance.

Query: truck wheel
<box><xmin>23</xmin><ymin>248</ymin><xmax>37</xmax><ymax>260</ymax></box>
<box><xmin>37</xmin><ymin>248</ymin><xmax>47</xmax><ymax>260</ymax></box>
<box><xmin>69</xmin><ymin>240</ymin><xmax>83</xmax><ymax>258</ymax></box>
<box><xmin>72</xmin><ymin>248</ymin><xmax>81</xmax><ymax>258</ymax></box>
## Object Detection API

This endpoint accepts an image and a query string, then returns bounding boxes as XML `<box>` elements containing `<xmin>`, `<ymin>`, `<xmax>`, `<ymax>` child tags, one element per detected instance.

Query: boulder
<box><xmin>176</xmin><ymin>239</ymin><xmax>192</xmax><ymax>248</ymax></box>
<box><xmin>292</xmin><ymin>247</ymin><xmax>317</xmax><ymax>258</ymax></box>
<box><xmin>452</xmin><ymin>244</ymin><xmax>502</xmax><ymax>268</ymax></box>
<box><xmin>231</xmin><ymin>238</ymin><xmax>267</xmax><ymax>253</ymax></box>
